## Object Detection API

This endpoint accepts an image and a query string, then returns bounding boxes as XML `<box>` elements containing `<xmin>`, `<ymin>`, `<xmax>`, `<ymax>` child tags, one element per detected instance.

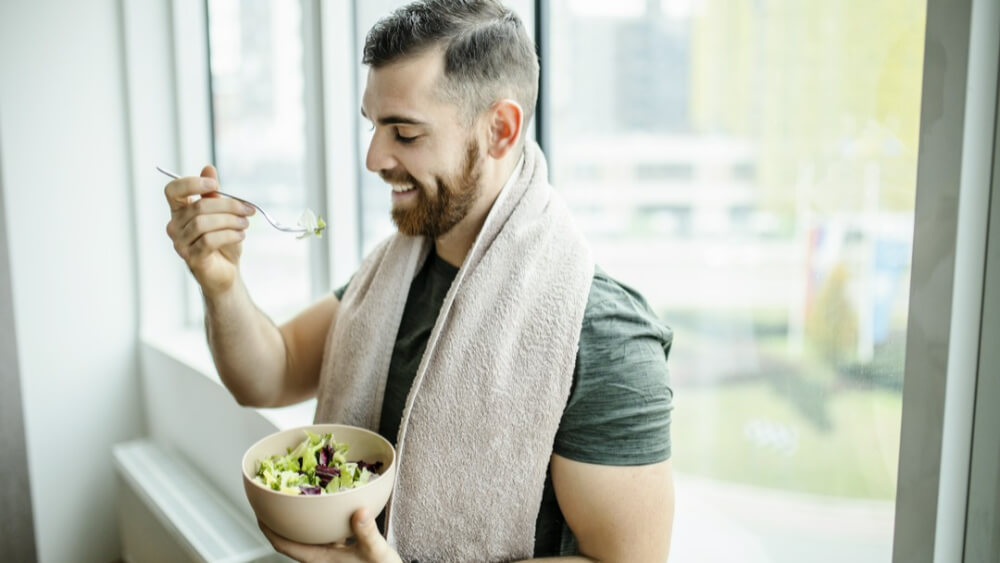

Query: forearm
<box><xmin>204</xmin><ymin>277</ymin><xmax>288</xmax><ymax>407</ymax></box>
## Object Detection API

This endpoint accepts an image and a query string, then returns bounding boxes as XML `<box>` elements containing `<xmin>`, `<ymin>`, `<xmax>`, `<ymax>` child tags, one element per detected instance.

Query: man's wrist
<box><xmin>201</xmin><ymin>274</ymin><xmax>244</xmax><ymax>309</ymax></box>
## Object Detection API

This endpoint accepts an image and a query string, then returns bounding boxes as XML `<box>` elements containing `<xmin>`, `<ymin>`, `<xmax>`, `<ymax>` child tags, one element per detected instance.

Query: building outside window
<box><xmin>547</xmin><ymin>0</ymin><xmax>925</xmax><ymax>560</ymax></box>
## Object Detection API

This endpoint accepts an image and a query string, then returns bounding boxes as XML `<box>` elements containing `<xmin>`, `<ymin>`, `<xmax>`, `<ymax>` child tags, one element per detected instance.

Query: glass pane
<box><xmin>204</xmin><ymin>0</ymin><xmax>310</xmax><ymax>323</ymax></box>
<box><xmin>546</xmin><ymin>1</ymin><xmax>925</xmax><ymax>561</ymax></box>
<box><xmin>355</xmin><ymin>0</ymin><xmax>410</xmax><ymax>257</ymax></box>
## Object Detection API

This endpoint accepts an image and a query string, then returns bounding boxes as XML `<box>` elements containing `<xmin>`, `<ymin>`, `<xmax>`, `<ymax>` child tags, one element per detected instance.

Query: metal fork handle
<box><xmin>156</xmin><ymin>166</ymin><xmax>307</xmax><ymax>234</ymax></box>
<box><xmin>213</xmin><ymin>190</ymin><xmax>304</xmax><ymax>233</ymax></box>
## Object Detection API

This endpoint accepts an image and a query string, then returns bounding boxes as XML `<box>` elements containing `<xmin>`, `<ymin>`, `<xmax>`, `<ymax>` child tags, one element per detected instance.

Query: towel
<box><xmin>314</xmin><ymin>140</ymin><xmax>594</xmax><ymax>562</ymax></box>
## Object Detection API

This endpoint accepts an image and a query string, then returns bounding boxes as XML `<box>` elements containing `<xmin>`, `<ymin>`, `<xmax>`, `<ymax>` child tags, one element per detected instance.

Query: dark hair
<box><xmin>363</xmin><ymin>0</ymin><xmax>539</xmax><ymax>125</ymax></box>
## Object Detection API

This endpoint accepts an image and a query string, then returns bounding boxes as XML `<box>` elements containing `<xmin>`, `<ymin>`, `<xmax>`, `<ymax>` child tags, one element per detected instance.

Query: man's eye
<box><xmin>395</xmin><ymin>132</ymin><xmax>418</xmax><ymax>144</ymax></box>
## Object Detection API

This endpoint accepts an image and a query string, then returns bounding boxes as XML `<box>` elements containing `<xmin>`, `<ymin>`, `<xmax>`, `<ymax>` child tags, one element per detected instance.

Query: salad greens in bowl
<box><xmin>254</xmin><ymin>430</ymin><xmax>383</xmax><ymax>495</ymax></box>
<box><xmin>242</xmin><ymin>423</ymin><xmax>396</xmax><ymax>544</ymax></box>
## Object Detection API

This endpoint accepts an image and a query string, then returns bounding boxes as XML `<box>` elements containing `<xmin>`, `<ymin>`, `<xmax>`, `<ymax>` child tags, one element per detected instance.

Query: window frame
<box><xmin>123</xmin><ymin>0</ymin><xmax>999</xmax><ymax>560</ymax></box>
<box><xmin>964</xmin><ymin>77</ymin><xmax>1000</xmax><ymax>561</ymax></box>
<box><xmin>892</xmin><ymin>0</ymin><xmax>999</xmax><ymax>561</ymax></box>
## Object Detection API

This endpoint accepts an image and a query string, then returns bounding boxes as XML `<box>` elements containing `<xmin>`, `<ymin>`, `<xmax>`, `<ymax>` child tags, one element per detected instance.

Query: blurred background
<box><xmin>3</xmin><ymin>0</ymin><xmax>998</xmax><ymax>562</ymax></box>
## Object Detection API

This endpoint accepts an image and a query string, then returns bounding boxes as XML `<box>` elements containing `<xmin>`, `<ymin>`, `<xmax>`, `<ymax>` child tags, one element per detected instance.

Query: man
<box><xmin>164</xmin><ymin>1</ymin><xmax>674</xmax><ymax>561</ymax></box>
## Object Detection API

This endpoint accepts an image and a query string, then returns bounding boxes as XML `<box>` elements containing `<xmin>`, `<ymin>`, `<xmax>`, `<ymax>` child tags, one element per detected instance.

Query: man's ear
<box><xmin>485</xmin><ymin>99</ymin><xmax>523</xmax><ymax>159</ymax></box>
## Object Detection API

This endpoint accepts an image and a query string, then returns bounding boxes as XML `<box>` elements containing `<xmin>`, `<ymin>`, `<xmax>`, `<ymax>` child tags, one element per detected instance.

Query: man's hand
<box><xmin>164</xmin><ymin>164</ymin><xmax>255</xmax><ymax>298</ymax></box>
<box><xmin>258</xmin><ymin>509</ymin><xmax>402</xmax><ymax>563</ymax></box>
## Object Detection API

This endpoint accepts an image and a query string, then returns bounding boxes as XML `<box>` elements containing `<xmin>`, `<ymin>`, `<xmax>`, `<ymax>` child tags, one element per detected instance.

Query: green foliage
<box><xmin>673</xmin><ymin>380</ymin><xmax>902</xmax><ymax>499</ymax></box>
<box><xmin>806</xmin><ymin>264</ymin><xmax>859</xmax><ymax>365</ymax></box>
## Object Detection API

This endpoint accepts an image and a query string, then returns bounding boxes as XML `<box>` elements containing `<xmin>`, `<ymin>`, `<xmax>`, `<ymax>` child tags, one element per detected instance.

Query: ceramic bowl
<box><xmin>242</xmin><ymin>423</ymin><xmax>395</xmax><ymax>544</ymax></box>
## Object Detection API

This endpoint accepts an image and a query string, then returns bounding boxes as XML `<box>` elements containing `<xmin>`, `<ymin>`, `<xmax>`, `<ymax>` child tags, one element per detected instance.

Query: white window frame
<box><xmin>306</xmin><ymin>0</ymin><xmax>363</xmax><ymax>290</ymax></box>
<box><xmin>964</xmin><ymin>82</ymin><xmax>1000</xmax><ymax>561</ymax></box>
<box><xmin>955</xmin><ymin>0</ymin><xmax>1000</xmax><ymax>559</ymax></box>
<box><xmin>121</xmin><ymin>0</ymin><xmax>999</xmax><ymax>560</ymax></box>
<box><xmin>892</xmin><ymin>0</ymin><xmax>999</xmax><ymax>561</ymax></box>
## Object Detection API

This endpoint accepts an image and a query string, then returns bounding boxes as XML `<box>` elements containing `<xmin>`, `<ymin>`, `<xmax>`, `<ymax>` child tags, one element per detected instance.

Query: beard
<box><xmin>382</xmin><ymin>139</ymin><xmax>482</xmax><ymax>238</ymax></box>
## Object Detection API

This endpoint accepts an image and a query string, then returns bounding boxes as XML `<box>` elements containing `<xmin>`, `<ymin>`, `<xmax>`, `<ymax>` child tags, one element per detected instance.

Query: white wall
<box><xmin>0</xmin><ymin>0</ymin><xmax>144</xmax><ymax>560</ymax></box>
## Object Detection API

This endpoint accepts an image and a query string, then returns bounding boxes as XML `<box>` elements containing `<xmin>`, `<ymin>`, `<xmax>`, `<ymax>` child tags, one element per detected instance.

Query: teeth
<box><xmin>391</xmin><ymin>183</ymin><xmax>414</xmax><ymax>193</ymax></box>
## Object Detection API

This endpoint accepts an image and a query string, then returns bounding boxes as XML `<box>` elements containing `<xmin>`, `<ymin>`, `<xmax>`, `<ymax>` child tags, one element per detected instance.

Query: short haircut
<box><xmin>363</xmin><ymin>0</ymin><xmax>539</xmax><ymax>125</ymax></box>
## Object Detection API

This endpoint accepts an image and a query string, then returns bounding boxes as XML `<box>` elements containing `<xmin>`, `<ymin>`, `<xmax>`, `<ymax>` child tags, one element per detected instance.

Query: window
<box><xmin>545</xmin><ymin>0</ymin><xmax>925</xmax><ymax>560</ymax></box>
<box><xmin>142</xmin><ymin>0</ymin><xmax>999</xmax><ymax>560</ymax></box>
<box><xmin>355</xmin><ymin>0</ymin><xmax>409</xmax><ymax>257</ymax></box>
<box><xmin>636</xmin><ymin>162</ymin><xmax>695</xmax><ymax>181</ymax></box>
<box><xmin>204</xmin><ymin>0</ymin><xmax>311</xmax><ymax>323</ymax></box>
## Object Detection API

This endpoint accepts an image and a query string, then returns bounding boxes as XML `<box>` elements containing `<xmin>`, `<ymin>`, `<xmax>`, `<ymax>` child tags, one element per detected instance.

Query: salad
<box><xmin>296</xmin><ymin>209</ymin><xmax>327</xmax><ymax>239</ymax></box>
<box><xmin>254</xmin><ymin>430</ymin><xmax>383</xmax><ymax>496</ymax></box>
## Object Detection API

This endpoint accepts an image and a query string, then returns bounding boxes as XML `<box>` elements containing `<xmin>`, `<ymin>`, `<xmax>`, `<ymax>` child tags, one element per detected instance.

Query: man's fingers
<box><xmin>165</xmin><ymin>195</ymin><xmax>255</xmax><ymax>267</ymax></box>
<box><xmin>201</xmin><ymin>164</ymin><xmax>218</xmax><ymax>181</ymax></box>
<box><xmin>164</xmin><ymin>176</ymin><xmax>219</xmax><ymax>211</ymax></box>
<box><xmin>188</xmin><ymin>229</ymin><xmax>246</xmax><ymax>261</ymax></box>
<box><xmin>257</xmin><ymin>520</ymin><xmax>319</xmax><ymax>562</ymax></box>
<box><xmin>256</xmin><ymin>513</ymin><xmax>395</xmax><ymax>563</ymax></box>
<box><xmin>167</xmin><ymin>197</ymin><xmax>253</xmax><ymax>243</ymax></box>
<box><xmin>178</xmin><ymin>212</ymin><xmax>249</xmax><ymax>244</ymax></box>
<box><xmin>172</xmin><ymin>195</ymin><xmax>256</xmax><ymax>222</ymax></box>
<box><xmin>352</xmin><ymin>508</ymin><xmax>391</xmax><ymax>561</ymax></box>
<box><xmin>169</xmin><ymin>213</ymin><xmax>248</xmax><ymax>258</ymax></box>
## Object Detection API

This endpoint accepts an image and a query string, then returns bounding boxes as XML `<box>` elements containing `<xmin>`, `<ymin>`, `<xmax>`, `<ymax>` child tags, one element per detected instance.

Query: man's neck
<box><xmin>434</xmin><ymin>147</ymin><xmax>524</xmax><ymax>267</ymax></box>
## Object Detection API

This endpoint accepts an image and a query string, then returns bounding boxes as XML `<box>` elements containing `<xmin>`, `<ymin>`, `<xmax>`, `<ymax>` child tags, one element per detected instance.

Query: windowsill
<box><xmin>137</xmin><ymin>328</ymin><xmax>315</xmax><ymax>515</ymax></box>
<box><xmin>142</xmin><ymin>327</ymin><xmax>217</xmax><ymax>380</ymax></box>
<box><xmin>141</xmin><ymin>328</ymin><xmax>316</xmax><ymax>431</ymax></box>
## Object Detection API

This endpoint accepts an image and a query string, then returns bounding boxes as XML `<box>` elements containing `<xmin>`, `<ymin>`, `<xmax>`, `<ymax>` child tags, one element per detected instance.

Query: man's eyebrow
<box><xmin>360</xmin><ymin>107</ymin><xmax>427</xmax><ymax>126</ymax></box>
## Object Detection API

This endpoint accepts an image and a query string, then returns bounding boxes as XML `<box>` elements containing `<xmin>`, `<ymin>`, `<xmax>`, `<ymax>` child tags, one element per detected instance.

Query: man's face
<box><xmin>361</xmin><ymin>49</ymin><xmax>484</xmax><ymax>238</ymax></box>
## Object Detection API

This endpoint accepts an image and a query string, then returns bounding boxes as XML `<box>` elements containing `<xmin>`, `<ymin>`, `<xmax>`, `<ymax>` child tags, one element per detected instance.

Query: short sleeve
<box><xmin>333</xmin><ymin>280</ymin><xmax>350</xmax><ymax>301</ymax></box>
<box><xmin>553</xmin><ymin>269</ymin><xmax>674</xmax><ymax>466</ymax></box>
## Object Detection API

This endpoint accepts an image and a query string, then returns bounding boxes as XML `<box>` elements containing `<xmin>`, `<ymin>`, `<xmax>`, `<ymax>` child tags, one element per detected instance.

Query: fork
<box><xmin>156</xmin><ymin>166</ymin><xmax>309</xmax><ymax>235</ymax></box>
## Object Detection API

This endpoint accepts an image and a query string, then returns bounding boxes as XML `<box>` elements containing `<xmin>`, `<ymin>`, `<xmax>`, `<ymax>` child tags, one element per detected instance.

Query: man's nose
<box><xmin>365</xmin><ymin>132</ymin><xmax>397</xmax><ymax>173</ymax></box>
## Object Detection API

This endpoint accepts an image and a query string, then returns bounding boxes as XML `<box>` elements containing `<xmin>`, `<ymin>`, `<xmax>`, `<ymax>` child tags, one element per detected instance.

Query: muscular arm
<box><xmin>206</xmin><ymin>286</ymin><xmax>338</xmax><ymax>408</ymax></box>
<box><xmin>516</xmin><ymin>270</ymin><xmax>674</xmax><ymax>562</ymax></box>
<box><xmin>165</xmin><ymin>167</ymin><xmax>339</xmax><ymax>408</ymax></box>
<box><xmin>525</xmin><ymin>456</ymin><xmax>674</xmax><ymax>563</ymax></box>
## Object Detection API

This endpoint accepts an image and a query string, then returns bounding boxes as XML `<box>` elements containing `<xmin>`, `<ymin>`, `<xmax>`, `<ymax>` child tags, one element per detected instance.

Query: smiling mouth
<box><xmin>390</xmin><ymin>183</ymin><xmax>417</xmax><ymax>194</ymax></box>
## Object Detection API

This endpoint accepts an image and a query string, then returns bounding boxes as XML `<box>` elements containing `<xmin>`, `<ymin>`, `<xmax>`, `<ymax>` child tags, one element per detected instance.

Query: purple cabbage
<box><xmin>320</xmin><ymin>445</ymin><xmax>336</xmax><ymax>466</ymax></box>
<box><xmin>357</xmin><ymin>460</ymin><xmax>384</xmax><ymax>473</ymax></box>
<box><xmin>315</xmin><ymin>464</ymin><xmax>341</xmax><ymax>487</ymax></box>
<box><xmin>299</xmin><ymin>485</ymin><xmax>323</xmax><ymax>495</ymax></box>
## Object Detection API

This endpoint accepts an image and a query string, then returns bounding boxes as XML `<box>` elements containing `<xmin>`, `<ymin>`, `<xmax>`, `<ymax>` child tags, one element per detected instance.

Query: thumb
<box><xmin>351</xmin><ymin>508</ymin><xmax>389</xmax><ymax>559</ymax></box>
<box><xmin>200</xmin><ymin>164</ymin><xmax>218</xmax><ymax>181</ymax></box>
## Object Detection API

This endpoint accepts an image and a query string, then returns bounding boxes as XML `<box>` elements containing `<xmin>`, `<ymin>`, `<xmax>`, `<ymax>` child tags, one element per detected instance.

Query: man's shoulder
<box><xmin>557</xmin><ymin>267</ymin><xmax>674</xmax><ymax>466</ymax></box>
<box><xmin>573</xmin><ymin>265</ymin><xmax>673</xmax><ymax>404</ymax></box>
<box><xmin>584</xmin><ymin>266</ymin><xmax>651</xmax><ymax>313</ymax></box>
<box><xmin>581</xmin><ymin>267</ymin><xmax>673</xmax><ymax>349</ymax></box>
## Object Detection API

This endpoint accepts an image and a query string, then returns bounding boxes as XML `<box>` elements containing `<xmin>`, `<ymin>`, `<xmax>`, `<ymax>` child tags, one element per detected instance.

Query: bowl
<box><xmin>241</xmin><ymin>423</ymin><xmax>396</xmax><ymax>544</ymax></box>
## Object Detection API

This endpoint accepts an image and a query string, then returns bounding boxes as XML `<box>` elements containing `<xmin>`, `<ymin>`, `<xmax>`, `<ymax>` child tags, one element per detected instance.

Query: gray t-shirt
<box><xmin>334</xmin><ymin>251</ymin><xmax>673</xmax><ymax>558</ymax></box>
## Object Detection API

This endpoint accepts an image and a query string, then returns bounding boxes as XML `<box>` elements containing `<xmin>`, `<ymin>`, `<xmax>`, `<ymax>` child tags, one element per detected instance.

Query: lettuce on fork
<box><xmin>254</xmin><ymin>430</ymin><xmax>383</xmax><ymax>495</ymax></box>
<box><xmin>296</xmin><ymin>209</ymin><xmax>327</xmax><ymax>239</ymax></box>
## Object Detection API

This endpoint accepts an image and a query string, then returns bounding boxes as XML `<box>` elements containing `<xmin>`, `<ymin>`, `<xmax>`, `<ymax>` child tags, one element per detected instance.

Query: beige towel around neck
<box><xmin>313</xmin><ymin>141</ymin><xmax>594</xmax><ymax>562</ymax></box>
